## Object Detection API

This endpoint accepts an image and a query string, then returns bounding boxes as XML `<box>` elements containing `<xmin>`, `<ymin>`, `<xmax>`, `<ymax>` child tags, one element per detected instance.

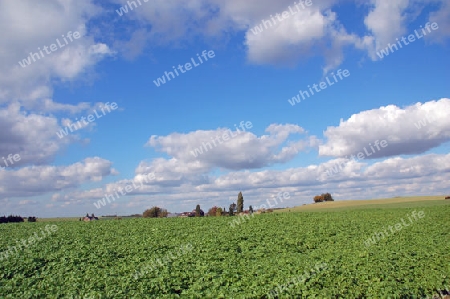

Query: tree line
<box><xmin>142</xmin><ymin>191</ymin><xmax>335</xmax><ymax>218</ymax></box>
<box><xmin>313</xmin><ymin>193</ymin><xmax>334</xmax><ymax>203</ymax></box>
<box><xmin>0</xmin><ymin>215</ymin><xmax>37</xmax><ymax>223</ymax></box>
<box><xmin>142</xmin><ymin>191</ymin><xmax>252</xmax><ymax>218</ymax></box>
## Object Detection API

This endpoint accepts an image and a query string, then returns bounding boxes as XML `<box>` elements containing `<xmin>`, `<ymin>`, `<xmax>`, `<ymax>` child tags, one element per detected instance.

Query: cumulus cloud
<box><xmin>111</xmin><ymin>0</ymin><xmax>359</xmax><ymax>71</ymax></box>
<box><xmin>362</xmin><ymin>0</ymin><xmax>450</xmax><ymax>60</ymax></box>
<box><xmin>319</xmin><ymin>98</ymin><xmax>450</xmax><ymax>158</ymax></box>
<box><xmin>428</xmin><ymin>0</ymin><xmax>450</xmax><ymax>43</ymax></box>
<box><xmin>0</xmin><ymin>157</ymin><xmax>118</xmax><ymax>198</ymax></box>
<box><xmin>59</xmin><ymin>110</ymin><xmax>449</xmax><ymax>212</ymax></box>
<box><xmin>0</xmin><ymin>100</ymin><xmax>123</xmax><ymax>169</ymax></box>
<box><xmin>55</xmin><ymin>152</ymin><xmax>450</xmax><ymax>215</ymax></box>
<box><xmin>0</xmin><ymin>0</ymin><xmax>113</xmax><ymax>107</ymax></box>
<box><xmin>363</xmin><ymin>153</ymin><xmax>450</xmax><ymax>179</ymax></box>
<box><xmin>54</xmin><ymin>123</ymin><xmax>314</xmax><ymax>205</ymax></box>
<box><xmin>363</xmin><ymin>0</ymin><xmax>410</xmax><ymax>57</ymax></box>
<box><xmin>0</xmin><ymin>103</ymin><xmax>73</xmax><ymax>166</ymax></box>
<box><xmin>51</xmin><ymin>172</ymin><xmax>160</xmax><ymax>205</ymax></box>
<box><xmin>0</xmin><ymin>0</ymin><xmax>120</xmax><ymax>175</ymax></box>
<box><xmin>245</xmin><ymin>5</ymin><xmax>364</xmax><ymax>72</ymax></box>
<box><xmin>110</xmin><ymin>0</ymin><xmax>449</xmax><ymax>70</ymax></box>
<box><xmin>146</xmin><ymin>123</ymin><xmax>314</xmax><ymax>171</ymax></box>
<box><xmin>211</xmin><ymin>153</ymin><xmax>450</xmax><ymax>192</ymax></box>
<box><xmin>245</xmin><ymin>6</ymin><xmax>330</xmax><ymax>66</ymax></box>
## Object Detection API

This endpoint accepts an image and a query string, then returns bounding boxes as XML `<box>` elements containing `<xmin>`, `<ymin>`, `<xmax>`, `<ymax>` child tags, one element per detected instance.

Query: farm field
<box><xmin>0</xmin><ymin>202</ymin><xmax>449</xmax><ymax>298</ymax></box>
<box><xmin>276</xmin><ymin>195</ymin><xmax>448</xmax><ymax>212</ymax></box>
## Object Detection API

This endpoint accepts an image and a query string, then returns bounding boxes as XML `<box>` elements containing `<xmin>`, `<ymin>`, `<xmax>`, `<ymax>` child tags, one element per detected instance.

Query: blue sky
<box><xmin>0</xmin><ymin>0</ymin><xmax>449</xmax><ymax>217</ymax></box>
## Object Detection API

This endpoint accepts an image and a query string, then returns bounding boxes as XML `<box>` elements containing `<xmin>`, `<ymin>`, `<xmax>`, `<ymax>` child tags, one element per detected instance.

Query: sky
<box><xmin>0</xmin><ymin>0</ymin><xmax>449</xmax><ymax>217</ymax></box>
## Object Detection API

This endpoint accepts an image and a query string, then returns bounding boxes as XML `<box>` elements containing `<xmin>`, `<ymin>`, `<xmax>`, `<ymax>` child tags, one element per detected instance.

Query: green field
<box><xmin>0</xmin><ymin>200</ymin><xmax>449</xmax><ymax>298</ymax></box>
<box><xmin>277</xmin><ymin>195</ymin><xmax>449</xmax><ymax>212</ymax></box>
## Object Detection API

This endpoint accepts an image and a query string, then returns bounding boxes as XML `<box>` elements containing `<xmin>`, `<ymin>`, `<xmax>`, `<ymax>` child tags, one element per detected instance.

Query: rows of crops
<box><xmin>0</xmin><ymin>204</ymin><xmax>449</xmax><ymax>298</ymax></box>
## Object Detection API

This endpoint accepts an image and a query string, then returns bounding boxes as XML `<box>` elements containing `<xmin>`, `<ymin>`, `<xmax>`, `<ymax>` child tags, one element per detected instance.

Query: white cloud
<box><xmin>110</xmin><ymin>0</ymin><xmax>449</xmax><ymax>70</ymax></box>
<box><xmin>0</xmin><ymin>0</ymin><xmax>113</xmax><ymax>107</ymax></box>
<box><xmin>112</xmin><ymin>0</ymin><xmax>359</xmax><ymax>71</ymax></box>
<box><xmin>146</xmin><ymin>123</ymin><xmax>313</xmax><ymax>171</ymax></box>
<box><xmin>53</xmin><ymin>152</ymin><xmax>450</xmax><ymax>215</ymax></box>
<box><xmin>362</xmin><ymin>0</ymin><xmax>450</xmax><ymax>60</ymax></box>
<box><xmin>27</xmin><ymin>105</ymin><xmax>449</xmax><ymax>214</ymax></box>
<box><xmin>0</xmin><ymin>103</ymin><xmax>71</xmax><ymax>166</ymax></box>
<box><xmin>0</xmin><ymin>157</ymin><xmax>118</xmax><ymax>198</ymax></box>
<box><xmin>319</xmin><ymin>98</ymin><xmax>450</xmax><ymax>158</ymax></box>
<box><xmin>0</xmin><ymin>100</ymin><xmax>123</xmax><ymax>170</ymax></box>
<box><xmin>245</xmin><ymin>7</ymin><xmax>330</xmax><ymax>66</ymax></box>
<box><xmin>48</xmin><ymin>123</ymin><xmax>314</xmax><ymax>207</ymax></box>
<box><xmin>364</xmin><ymin>0</ymin><xmax>410</xmax><ymax>57</ymax></box>
<box><xmin>428</xmin><ymin>0</ymin><xmax>450</xmax><ymax>43</ymax></box>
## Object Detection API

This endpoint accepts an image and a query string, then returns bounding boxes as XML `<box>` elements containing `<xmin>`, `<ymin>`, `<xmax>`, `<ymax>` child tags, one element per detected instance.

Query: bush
<box><xmin>322</xmin><ymin>193</ymin><xmax>334</xmax><ymax>202</ymax></box>
<box><xmin>0</xmin><ymin>215</ymin><xmax>25</xmax><ymax>223</ymax></box>
<box><xmin>216</xmin><ymin>207</ymin><xmax>223</xmax><ymax>217</ymax></box>
<box><xmin>313</xmin><ymin>195</ymin><xmax>324</xmax><ymax>203</ymax></box>
<box><xmin>229</xmin><ymin>203</ymin><xmax>234</xmax><ymax>216</ymax></box>
<box><xmin>143</xmin><ymin>207</ymin><xmax>168</xmax><ymax>218</ymax></box>
<box><xmin>313</xmin><ymin>193</ymin><xmax>334</xmax><ymax>203</ymax></box>
<box><xmin>207</xmin><ymin>206</ymin><xmax>218</xmax><ymax>217</ymax></box>
<box><xmin>28</xmin><ymin>216</ymin><xmax>37</xmax><ymax>222</ymax></box>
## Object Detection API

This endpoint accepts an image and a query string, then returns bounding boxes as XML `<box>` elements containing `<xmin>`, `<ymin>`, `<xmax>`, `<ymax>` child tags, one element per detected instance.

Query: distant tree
<box><xmin>143</xmin><ymin>206</ymin><xmax>168</xmax><ymax>218</ymax></box>
<box><xmin>9</xmin><ymin>215</ymin><xmax>24</xmax><ymax>223</ymax></box>
<box><xmin>207</xmin><ymin>206</ymin><xmax>218</xmax><ymax>217</ymax></box>
<box><xmin>230</xmin><ymin>202</ymin><xmax>237</xmax><ymax>213</ymax></box>
<box><xmin>0</xmin><ymin>215</ymin><xmax>24</xmax><ymax>223</ymax></box>
<box><xmin>249</xmin><ymin>205</ymin><xmax>254</xmax><ymax>214</ymax></box>
<box><xmin>216</xmin><ymin>207</ymin><xmax>223</xmax><ymax>217</ymax></box>
<box><xmin>322</xmin><ymin>193</ymin><xmax>334</xmax><ymax>202</ymax></box>
<box><xmin>195</xmin><ymin>205</ymin><xmax>204</xmax><ymax>217</ymax></box>
<box><xmin>143</xmin><ymin>207</ymin><xmax>158</xmax><ymax>218</ymax></box>
<box><xmin>313</xmin><ymin>195</ymin><xmax>324</xmax><ymax>203</ymax></box>
<box><xmin>229</xmin><ymin>203</ymin><xmax>235</xmax><ymax>216</ymax></box>
<box><xmin>237</xmin><ymin>192</ymin><xmax>244</xmax><ymax>213</ymax></box>
<box><xmin>313</xmin><ymin>193</ymin><xmax>334</xmax><ymax>203</ymax></box>
<box><xmin>27</xmin><ymin>216</ymin><xmax>37</xmax><ymax>222</ymax></box>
